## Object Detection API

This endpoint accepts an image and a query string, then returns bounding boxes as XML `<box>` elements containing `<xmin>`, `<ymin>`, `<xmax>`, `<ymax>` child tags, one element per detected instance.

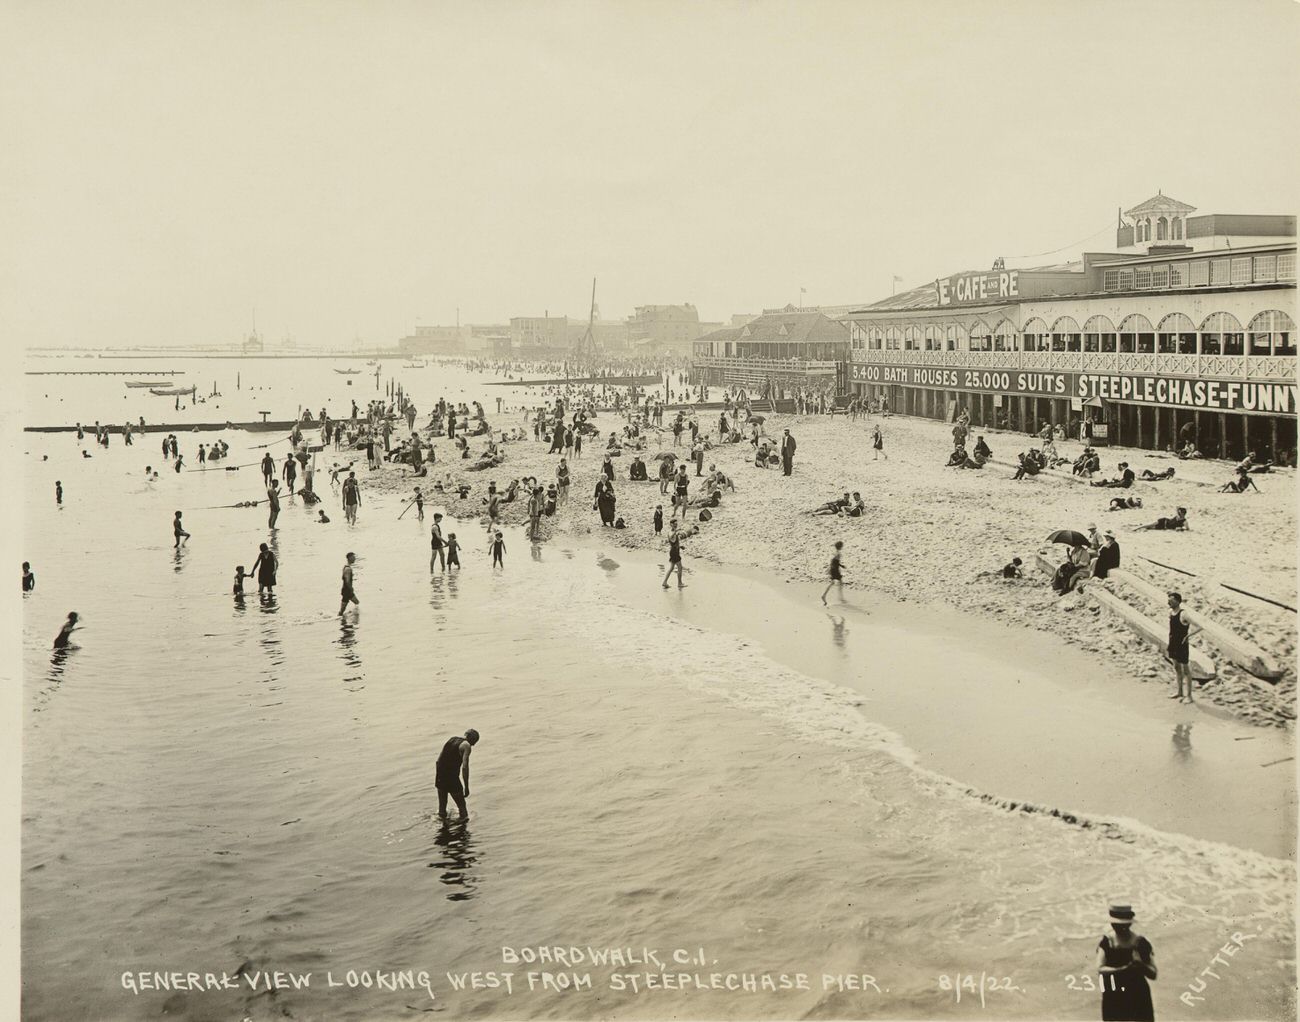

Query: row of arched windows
<box><xmin>1134</xmin><ymin>216</ymin><xmax>1185</xmax><ymax>244</ymax></box>
<box><xmin>856</xmin><ymin>310</ymin><xmax>1296</xmax><ymax>356</ymax></box>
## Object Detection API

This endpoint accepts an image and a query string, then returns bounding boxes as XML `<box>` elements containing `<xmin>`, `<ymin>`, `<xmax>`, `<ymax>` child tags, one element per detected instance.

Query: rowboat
<box><xmin>149</xmin><ymin>386</ymin><xmax>197</xmax><ymax>396</ymax></box>
<box><xmin>125</xmin><ymin>380</ymin><xmax>174</xmax><ymax>388</ymax></box>
<box><xmin>334</xmin><ymin>369</ymin><xmax>361</xmax><ymax>375</ymax></box>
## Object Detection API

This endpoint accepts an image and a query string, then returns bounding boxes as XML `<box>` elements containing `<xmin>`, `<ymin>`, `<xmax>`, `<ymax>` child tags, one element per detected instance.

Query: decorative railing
<box><xmin>848</xmin><ymin>348</ymin><xmax>1295</xmax><ymax>381</ymax></box>
<box><xmin>693</xmin><ymin>356</ymin><xmax>839</xmax><ymax>373</ymax></box>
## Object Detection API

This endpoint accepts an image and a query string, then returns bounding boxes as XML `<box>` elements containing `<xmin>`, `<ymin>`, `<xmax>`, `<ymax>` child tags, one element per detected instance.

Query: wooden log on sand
<box><xmin>1109</xmin><ymin>569</ymin><xmax>1283</xmax><ymax>681</ymax></box>
<box><xmin>1086</xmin><ymin>585</ymin><xmax>1217</xmax><ymax>682</ymax></box>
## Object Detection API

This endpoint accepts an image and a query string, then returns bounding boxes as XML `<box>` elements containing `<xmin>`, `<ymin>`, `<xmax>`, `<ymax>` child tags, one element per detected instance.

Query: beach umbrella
<box><xmin>653</xmin><ymin>451</ymin><xmax>677</xmax><ymax>461</ymax></box>
<box><xmin>749</xmin><ymin>414</ymin><xmax>766</xmax><ymax>424</ymax></box>
<box><xmin>1046</xmin><ymin>529</ymin><xmax>1089</xmax><ymax>547</ymax></box>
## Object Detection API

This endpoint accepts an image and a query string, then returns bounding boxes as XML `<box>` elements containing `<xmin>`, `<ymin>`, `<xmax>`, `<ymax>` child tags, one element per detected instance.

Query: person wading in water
<box><xmin>435</xmin><ymin>729</ymin><xmax>480</xmax><ymax>820</ymax></box>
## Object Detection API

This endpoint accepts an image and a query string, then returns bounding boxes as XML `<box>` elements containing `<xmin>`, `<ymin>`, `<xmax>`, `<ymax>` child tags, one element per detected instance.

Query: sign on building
<box><xmin>935</xmin><ymin>270</ymin><xmax>1020</xmax><ymax>307</ymax></box>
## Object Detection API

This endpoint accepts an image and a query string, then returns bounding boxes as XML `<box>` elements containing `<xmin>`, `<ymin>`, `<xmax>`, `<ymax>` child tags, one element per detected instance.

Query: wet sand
<box><xmin>593</xmin><ymin>543</ymin><xmax>1295</xmax><ymax>860</ymax></box>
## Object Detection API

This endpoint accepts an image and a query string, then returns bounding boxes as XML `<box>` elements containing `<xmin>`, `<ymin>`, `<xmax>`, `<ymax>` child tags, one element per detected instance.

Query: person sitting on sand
<box><xmin>1135</xmin><ymin>506</ymin><xmax>1189</xmax><ymax>531</ymax></box>
<box><xmin>1108</xmin><ymin>496</ymin><xmax>1143</xmax><ymax>511</ymax></box>
<box><xmin>1091</xmin><ymin>462</ymin><xmax>1135</xmax><ymax>488</ymax></box>
<box><xmin>629</xmin><ymin>455</ymin><xmax>648</xmax><ymax>481</ymax></box>
<box><xmin>1012</xmin><ymin>452</ymin><xmax>1040</xmax><ymax>480</ymax></box>
<box><xmin>1220</xmin><ymin>468</ymin><xmax>1260</xmax><ymax>493</ymax></box>
<box><xmin>1139</xmin><ymin>466</ymin><xmax>1176</xmax><ymax>481</ymax></box>
<box><xmin>946</xmin><ymin>445</ymin><xmax>968</xmax><ymax>468</ymax></box>
<box><xmin>973</xmin><ymin>436</ymin><xmax>992</xmax><ymax>461</ymax></box>
<box><xmin>977</xmin><ymin>557</ymin><xmax>1023</xmax><ymax>579</ymax></box>
<box><xmin>810</xmin><ymin>492</ymin><xmax>852</xmax><ymax>515</ymax></box>
<box><xmin>1178</xmin><ymin>441</ymin><xmax>1202</xmax><ymax>460</ymax></box>
<box><xmin>838</xmin><ymin>492</ymin><xmax>865</xmax><ymax>517</ymax></box>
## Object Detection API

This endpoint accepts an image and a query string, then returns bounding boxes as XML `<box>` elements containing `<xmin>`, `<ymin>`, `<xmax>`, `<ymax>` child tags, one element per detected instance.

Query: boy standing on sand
<box><xmin>821</xmin><ymin>541</ymin><xmax>845</xmax><ymax>605</ymax></box>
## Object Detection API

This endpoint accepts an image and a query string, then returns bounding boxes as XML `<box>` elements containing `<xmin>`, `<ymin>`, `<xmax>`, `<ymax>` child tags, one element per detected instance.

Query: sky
<box><xmin>1</xmin><ymin>0</ymin><xmax>1298</xmax><ymax>349</ymax></box>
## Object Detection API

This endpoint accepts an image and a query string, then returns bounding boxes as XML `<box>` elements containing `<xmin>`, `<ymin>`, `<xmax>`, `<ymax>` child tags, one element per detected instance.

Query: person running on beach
<box><xmin>489</xmin><ymin>530</ymin><xmax>506</xmax><ymax>568</ymax></box>
<box><xmin>661</xmin><ymin>520</ymin><xmax>691</xmax><ymax>588</ymax></box>
<box><xmin>430</xmin><ymin>513</ymin><xmax>446</xmax><ymax>569</ymax></box>
<box><xmin>821</xmin><ymin>541</ymin><xmax>845</xmax><ymax>605</ymax></box>
<box><xmin>261</xmin><ymin>452</ymin><xmax>275</xmax><ymax>485</ymax></box>
<box><xmin>1167</xmin><ymin>592</ymin><xmax>1202</xmax><ymax>704</ymax></box>
<box><xmin>55</xmin><ymin>481</ymin><xmax>63</xmax><ymax>505</ymax></box>
<box><xmin>172</xmin><ymin>511</ymin><xmax>191</xmax><ymax>547</ymax></box>
<box><xmin>872</xmin><ymin>425</ymin><xmax>886</xmax><ymax>459</ymax></box>
<box><xmin>435</xmin><ymin>729</ymin><xmax>480</xmax><ymax>820</ymax></box>
<box><xmin>446</xmin><ymin>532</ymin><xmax>461</xmax><ymax>569</ymax></box>
<box><xmin>53</xmin><ymin>612</ymin><xmax>79</xmax><ymax>649</ymax></box>
<box><xmin>339</xmin><ymin>552</ymin><xmax>359</xmax><ymax>616</ymax></box>
<box><xmin>342</xmin><ymin>472</ymin><xmax>361</xmax><ymax>525</ymax></box>
<box><xmin>22</xmin><ymin>562</ymin><xmax>35</xmax><ymax>593</ymax></box>
<box><xmin>252</xmin><ymin>543</ymin><xmax>278</xmax><ymax>596</ymax></box>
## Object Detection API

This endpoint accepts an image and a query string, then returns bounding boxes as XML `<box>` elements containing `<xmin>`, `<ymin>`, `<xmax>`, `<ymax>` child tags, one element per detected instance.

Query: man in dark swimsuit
<box><xmin>436</xmin><ymin>729</ymin><xmax>480</xmax><ymax>819</ymax></box>
<box><xmin>339</xmin><ymin>552</ymin><xmax>359</xmax><ymax>616</ymax></box>
<box><xmin>430</xmin><ymin>513</ymin><xmax>446</xmax><ymax>570</ymax></box>
<box><xmin>1166</xmin><ymin>592</ymin><xmax>1201</xmax><ymax>703</ymax></box>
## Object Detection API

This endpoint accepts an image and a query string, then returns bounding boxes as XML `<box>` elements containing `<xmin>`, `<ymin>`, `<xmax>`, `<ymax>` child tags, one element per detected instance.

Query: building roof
<box><xmin>697</xmin><ymin>309</ymin><xmax>848</xmax><ymax>346</ymax></box>
<box><xmin>848</xmin><ymin>261</ymin><xmax>1084</xmax><ymax>314</ymax></box>
<box><xmin>1125</xmin><ymin>191</ymin><xmax>1196</xmax><ymax>216</ymax></box>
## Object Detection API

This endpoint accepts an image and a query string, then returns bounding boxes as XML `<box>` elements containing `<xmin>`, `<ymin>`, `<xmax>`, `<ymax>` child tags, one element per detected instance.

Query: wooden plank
<box><xmin>1087</xmin><ymin>585</ymin><xmax>1216</xmax><ymax>681</ymax></box>
<box><xmin>1109</xmin><ymin>569</ymin><xmax>1282</xmax><ymax>680</ymax></box>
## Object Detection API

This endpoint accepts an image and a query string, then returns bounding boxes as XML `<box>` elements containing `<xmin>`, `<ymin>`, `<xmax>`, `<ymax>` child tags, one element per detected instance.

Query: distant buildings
<box><xmin>627</xmin><ymin>303</ymin><xmax>722</xmax><ymax>356</ymax></box>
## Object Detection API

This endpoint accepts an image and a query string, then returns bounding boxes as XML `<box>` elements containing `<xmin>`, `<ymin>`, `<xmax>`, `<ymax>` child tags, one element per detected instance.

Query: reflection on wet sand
<box><xmin>1172</xmin><ymin>723</ymin><xmax>1193</xmax><ymax>760</ymax></box>
<box><xmin>429</xmin><ymin>820</ymin><xmax>479</xmax><ymax>902</ymax></box>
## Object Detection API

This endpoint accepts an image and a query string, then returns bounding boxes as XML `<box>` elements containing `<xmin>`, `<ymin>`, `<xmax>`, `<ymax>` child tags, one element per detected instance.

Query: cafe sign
<box><xmin>935</xmin><ymin>270</ymin><xmax>1019</xmax><ymax>307</ymax></box>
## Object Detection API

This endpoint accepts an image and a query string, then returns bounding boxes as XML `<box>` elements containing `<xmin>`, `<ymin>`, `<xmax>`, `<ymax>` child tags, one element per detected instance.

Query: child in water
<box><xmin>489</xmin><ymin>531</ymin><xmax>506</xmax><ymax>568</ymax></box>
<box><xmin>446</xmin><ymin>533</ymin><xmax>461</xmax><ymax>569</ymax></box>
<box><xmin>233</xmin><ymin>566</ymin><xmax>248</xmax><ymax>596</ymax></box>
<box><xmin>317</xmin><ymin>510</ymin><xmax>330</xmax><ymax>524</ymax></box>
<box><xmin>414</xmin><ymin>488</ymin><xmax>425</xmax><ymax>521</ymax></box>
<box><xmin>173</xmin><ymin>511</ymin><xmax>191</xmax><ymax>547</ymax></box>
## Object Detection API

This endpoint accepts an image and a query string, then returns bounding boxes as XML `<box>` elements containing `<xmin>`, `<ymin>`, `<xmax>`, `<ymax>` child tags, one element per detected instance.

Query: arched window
<box><xmin>1156</xmin><ymin>217</ymin><xmax>1168</xmax><ymax>241</ymax></box>
<box><xmin>992</xmin><ymin>319</ymin><xmax>1018</xmax><ymax>352</ymax></box>
<box><xmin>1021</xmin><ymin>317</ymin><xmax>1049</xmax><ymax>352</ymax></box>
<box><xmin>1247</xmin><ymin>310</ymin><xmax>1296</xmax><ymax>356</ymax></box>
<box><xmin>884</xmin><ymin>325</ymin><xmax>902</xmax><ymax>351</ymax></box>
<box><xmin>1157</xmin><ymin>312</ymin><xmax>1197</xmax><ymax>354</ymax></box>
<box><xmin>1118</xmin><ymin>313</ymin><xmax>1154</xmax><ymax>354</ymax></box>
<box><xmin>945</xmin><ymin>323</ymin><xmax>967</xmax><ymax>351</ymax></box>
<box><xmin>1199</xmin><ymin>311</ymin><xmax>1244</xmax><ymax>356</ymax></box>
<box><xmin>903</xmin><ymin>325</ymin><xmax>921</xmax><ymax>351</ymax></box>
<box><xmin>1173</xmin><ymin>218</ymin><xmax>1183</xmax><ymax>240</ymax></box>
<box><xmin>1051</xmin><ymin>315</ymin><xmax>1081</xmax><ymax>352</ymax></box>
<box><xmin>1082</xmin><ymin>314</ymin><xmax>1116</xmax><ymax>353</ymax></box>
<box><xmin>924</xmin><ymin>324</ymin><xmax>940</xmax><ymax>351</ymax></box>
<box><xmin>968</xmin><ymin>319</ymin><xmax>991</xmax><ymax>352</ymax></box>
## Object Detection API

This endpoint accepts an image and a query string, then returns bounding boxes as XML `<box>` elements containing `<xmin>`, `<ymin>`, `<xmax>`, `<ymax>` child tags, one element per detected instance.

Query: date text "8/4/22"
<box><xmin>938</xmin><ymin>973</ymin><xmax>1024</xmax><ymax>1006</ymax></box>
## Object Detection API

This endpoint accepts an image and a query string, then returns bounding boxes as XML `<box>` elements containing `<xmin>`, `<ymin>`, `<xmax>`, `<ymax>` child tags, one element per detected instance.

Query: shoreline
<box><xmin>358</xmin><ymin>404</ymin><xmax>1296</xmax><ymax>729</ymax></box>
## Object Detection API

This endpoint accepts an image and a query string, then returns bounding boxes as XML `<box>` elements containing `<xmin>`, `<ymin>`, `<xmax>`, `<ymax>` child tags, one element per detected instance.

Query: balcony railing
<box><xmin>847</xmin><ymin>348</ymin><xmax>1296</xmax><ymax>381</ymax></box>
<box><xmin>694</xmin><ymin>356</ymin><xmax>839</xmax><ymax>373</ymax></box>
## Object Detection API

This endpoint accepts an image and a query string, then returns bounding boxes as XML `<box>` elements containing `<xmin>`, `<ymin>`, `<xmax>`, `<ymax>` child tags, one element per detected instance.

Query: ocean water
<box><xmin>19</xmin><ymin>356</ymin><xmax>1296</xmax><ymax>1021</ymax></box>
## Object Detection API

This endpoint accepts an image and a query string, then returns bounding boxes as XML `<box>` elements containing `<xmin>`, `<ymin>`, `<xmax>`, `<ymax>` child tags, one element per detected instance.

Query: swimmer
<box><xmin>317</xmin><ymin>510</ymin><xmax>330</xmax><ymax>524</ymax></box>
<box><xmin>22</xmin><ymin>561</ymin><xmax>35</xmax><ymax>592</ymax></box>
<box><xmin>233</xmin><ymin>565</ymin><xmax>248</xmax><ymax>596</ymax></box>
<box><xmin>339</xmin><ymin>552</ymin><xmax>359</xmax><ymax>616</ymax></box>
<box><xmin>53</xmin><ymin>611</ymin><xmax>79</xmax><ymax>649</ymax></box>
<box><xmin>173</xmin><ymin>511</ymin><xmax>191</xmax><ymax>547</ymax></box>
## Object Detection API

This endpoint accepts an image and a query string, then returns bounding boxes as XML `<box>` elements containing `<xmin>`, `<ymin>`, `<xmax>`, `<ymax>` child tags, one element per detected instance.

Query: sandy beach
<box><xmin>366</xmin><ymin>402</ymin><xmax>1296</xmax><ymax>728</ymax></box>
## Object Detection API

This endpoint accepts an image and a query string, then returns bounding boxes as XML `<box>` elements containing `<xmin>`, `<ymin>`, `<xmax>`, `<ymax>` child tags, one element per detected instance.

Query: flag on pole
<box><xmin>800</xmin><ymin>287</ymin><xmax>807</xmax><ymax>293</ymax></box>
<box><xmin>892</xmin><ymin>275</ymin><xmax>904</xmax><ymax>283</ymax></box>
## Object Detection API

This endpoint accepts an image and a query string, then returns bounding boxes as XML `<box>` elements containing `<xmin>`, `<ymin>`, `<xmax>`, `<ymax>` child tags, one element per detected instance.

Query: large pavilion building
<box><xmin>693</xmin><ymin>306</ymin><xmax>850</xmax><ymax>392</ymax></box>
<box><xmin>842</xmin><ymin>193</ymin><xmax>1296</xmax><ymax>459</ymax></box>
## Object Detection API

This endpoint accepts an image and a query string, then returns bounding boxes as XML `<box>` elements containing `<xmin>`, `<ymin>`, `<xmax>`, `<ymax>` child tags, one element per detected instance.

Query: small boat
<box><xmin>402</xmin><ymin>360</ymin><xmax>426</xmax><ymax>369</ymax></box>
<box><xmin>149</xmin><ymin>386</ymin><xmax>197</xmax><ymax>396</ymax></box>
<box><xmin>334</xmin><ymin>368</ymin><xmax>361</xmax><ymax>375</ymax></box>
<box><xmin>125</xmin><ymin>380</ymin><xmax>174</xmax><ymax>388</ymax></box>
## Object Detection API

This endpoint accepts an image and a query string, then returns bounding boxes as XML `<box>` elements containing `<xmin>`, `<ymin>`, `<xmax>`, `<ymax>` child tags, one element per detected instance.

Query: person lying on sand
<box><xmin>1108</xmin><ymin>496</ymin><xmax>1143</xmax><ymax>511</ymax></box>
<box><xmin>810</xmin><ymin>492</ymin><xmax>852</xmax><ymax>515</ymax></box>
<box><xmin>1134</xmin><ymin>507</ymin><xmax>1188</xmax><ymax>531</ymax></box>
<box><xmin>1139</xmin><ymin>467</ymin><xmax>1175</xmax><ymax>481</ymax></box>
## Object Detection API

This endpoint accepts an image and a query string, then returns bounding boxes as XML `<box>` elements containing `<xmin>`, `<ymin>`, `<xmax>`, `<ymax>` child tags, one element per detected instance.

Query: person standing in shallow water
<box><xmin>53</xmin><ymin>612</ymin><xmax>79</xmax><ymax>649</ymax></box>
<box><xmin>1096</xmin><ymin>903</ymin><xmax>1156</xmax><ymax>1021</ymax></box>
<box><xmin>821</xmin><ymin>540</ymin><xmax>845</xmax><ymax>605</ymax></box>
<box><xmin>435</xmin><ymin>729</ymin><xmax>480</xmax><ymax>820</ymax></box>
<box><xmin>339</xmin><ymin>552</ymin><xmax>359</xmax><ymax>616</ymax></box>
<box><xmin>1167</xmin><ymin>592</ymin><xmax>1201</xmax><ymax>704</ymax></box>
<box><xmin>252</xmin><ymin>543</ymin><xmax>278</xmax><ymax>596</ymax></box>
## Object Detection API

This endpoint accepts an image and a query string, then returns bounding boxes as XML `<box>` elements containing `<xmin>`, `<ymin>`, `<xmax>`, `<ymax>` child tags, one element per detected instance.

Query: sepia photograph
<box><xmin>2</xmin><ymin>2</ymin><xmax>1297</xmax><ymax>1020</ymax></box>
